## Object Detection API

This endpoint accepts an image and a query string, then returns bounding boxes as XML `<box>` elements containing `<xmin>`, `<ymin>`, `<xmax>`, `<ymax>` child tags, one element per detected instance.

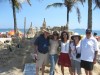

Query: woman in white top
<box><xmin>58</xmin><ymin>31</ymin><xmax>72</xmax><ymax>75</ymax></box>
<box><xmin>69</xmin><ymin>33</ymin><xmax>81</xmax><ymax>75</ymax></box>
<box><xmin>49</xmin><ymin>31</ymin><xmax>59</xmax><ymax>75</ymax></box>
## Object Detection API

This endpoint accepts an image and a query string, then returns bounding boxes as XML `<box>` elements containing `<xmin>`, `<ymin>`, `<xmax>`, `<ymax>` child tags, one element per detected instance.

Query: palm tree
<box><xmin>82</xmin><ymin>0</ymin><xmax>100</xmax><ymax>30</ymax></box>
<box><xmin>11</xmin><ymin>0</ymin><xmax>21</xmax><ymax>36</ymax></box>
<box><xmin>0</xmin><ymin>0</ymin><xmax>31</xmax><ymax>35</ymax></box>
<box><xmin>46</xmin><ymin>0</ymin><xmax>82</xmax><ymax>31</ymax></box>
<box><xmin>88</xmin><ymin>0</ymin><xmax>92</xmax><ymax>30</ymax></box>
<box><xmin>11</xmin><ymin>0</ymin><xmax>31</xmax><ymax>36</ymax></box>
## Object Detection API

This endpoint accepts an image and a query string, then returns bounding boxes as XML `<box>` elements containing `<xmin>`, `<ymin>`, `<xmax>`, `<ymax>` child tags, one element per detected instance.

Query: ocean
<box><xmin>0</xmin><ymin>29</ymin><xmax>27</xmax><ymax>33</ymax></box>
<box><xmin>72</xmin><ymin>29</ymin><xmax>100</xmax><ymax>36</ymax></box>
<box><xmin>0</xmin><ymin>29</ymin><xmax>100</xmax><ymax>36</ymax></box>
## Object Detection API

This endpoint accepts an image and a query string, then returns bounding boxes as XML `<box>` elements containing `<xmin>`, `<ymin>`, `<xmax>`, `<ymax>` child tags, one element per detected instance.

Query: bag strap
<box><xmin>69</xmin><ymin>41</ymin><xmax>73</xmax><ymax>54</ymax></box>
<box><xmin>74</xmin><ymin>41</ymin><xmax>78</xmax><ymax>54</ymax></box>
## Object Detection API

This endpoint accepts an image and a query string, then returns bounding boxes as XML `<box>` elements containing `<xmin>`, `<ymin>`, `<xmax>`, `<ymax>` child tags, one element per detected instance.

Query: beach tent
<box><xmin>8</xmin><ymin>30</ymin><xmax>23</xmax><ymax>36</ymax></box>
<box><xmin>8</xmin><ymin>30</ymin><xmax>14</xmax><ymax>36</ymax></box>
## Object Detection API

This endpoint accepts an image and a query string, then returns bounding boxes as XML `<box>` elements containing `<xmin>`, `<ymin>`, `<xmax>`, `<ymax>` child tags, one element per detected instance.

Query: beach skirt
<box><xmin>58</xmin><ymin>53</ymin><xmax>71</xmax><ymax>67</ymax></box>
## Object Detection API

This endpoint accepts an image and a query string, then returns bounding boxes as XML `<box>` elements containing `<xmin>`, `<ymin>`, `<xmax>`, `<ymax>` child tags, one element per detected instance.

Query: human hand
<box><xmin>93</xmin><ymin>58</ymin><xmax>97</xmax><ymax>64</ymax></box>
<box><xmin>34</xmin><ymin>54</ymin><xmax>37</xmax><ymax>60</ymax></box>
<box><xmin>31</xmin><ymin>53</ymin><xmax>37</xmax><ymax>60</ymax></box>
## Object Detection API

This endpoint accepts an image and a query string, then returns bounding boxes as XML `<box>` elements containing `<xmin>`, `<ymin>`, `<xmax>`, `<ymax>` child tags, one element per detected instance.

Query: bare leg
<box><xmin>69</xmin><ymin>67</ymin><xmax>73</xmax><ymax>75</ymax></box>
<box><xmin>73</xmin><ymin>71</ymin><xmax>75</xmax><ymax>75</ymax></box>
<box><xmin>89</xmin><ymin>71</ymin><xmax>93</xmax><ymax>75</ymax></box>
<box><xmin>85</xmin><ymin>70</ymin><xmax>88</xmax><ymax>75</ymax></box>
<box><xmin>36</xmin><ymin>66</ymin><xmax>39</xmax><ymax>75</ymax></box>
<box><xmin>61</xmin><ymin>66</ymin><xmax>64</xmax><ymax>75</ymax></box>
<box><xmin>42</xmin><ymin>64</ymin><xmax>45</xmax><ymax>75</ymax></box>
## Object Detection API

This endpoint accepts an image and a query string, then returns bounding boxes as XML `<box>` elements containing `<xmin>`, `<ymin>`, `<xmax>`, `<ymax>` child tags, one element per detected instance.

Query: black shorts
<box><xmin>81</xmin><ymin>60</ymin><xmax>93</xmax><ymax>71</ymax></box>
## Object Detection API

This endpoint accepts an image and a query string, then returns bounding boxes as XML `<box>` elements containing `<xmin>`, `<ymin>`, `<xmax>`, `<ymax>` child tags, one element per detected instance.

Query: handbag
<box><xmin>76</xmin><ymin>53</ymin><xmax>81</xmax><ymax>58</ymax></box>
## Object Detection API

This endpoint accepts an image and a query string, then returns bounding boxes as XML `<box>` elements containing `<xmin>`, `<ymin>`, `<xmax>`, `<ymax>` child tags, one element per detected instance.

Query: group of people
<box><xmin>34</xmin><ymin>29</ymin><xmax>99</xmax><ymax>75</ymax></box>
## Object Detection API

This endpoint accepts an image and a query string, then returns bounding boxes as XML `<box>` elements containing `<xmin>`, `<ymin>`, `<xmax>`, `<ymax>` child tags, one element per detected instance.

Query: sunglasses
<box><xmin>86</xmin><ymin>32</ymin><xmax>91</xmax><ymax>34</ymax></box>
<box><xmin>53</xmin><ymin>34</ymin><xmax>58</xmax><ymax>36</ymax></box>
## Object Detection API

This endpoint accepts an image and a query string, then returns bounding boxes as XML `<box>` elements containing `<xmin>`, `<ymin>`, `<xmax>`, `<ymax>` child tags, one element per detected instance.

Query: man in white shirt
<box><xmin>80</xmin><ymin>29</ymin><xmax>99</xmax><ymax>75</ymax></box>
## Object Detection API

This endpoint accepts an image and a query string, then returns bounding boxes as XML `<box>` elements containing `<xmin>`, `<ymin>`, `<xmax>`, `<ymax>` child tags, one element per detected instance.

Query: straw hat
<box><xmin>71</xmin><ymin>32</ymin><xmax>81</xmax><ymax>40</ymax></box>
<box><xmin>42</xmin><ymin>29</ymin><xmax>50</xmax><ymax>34</ymax></box>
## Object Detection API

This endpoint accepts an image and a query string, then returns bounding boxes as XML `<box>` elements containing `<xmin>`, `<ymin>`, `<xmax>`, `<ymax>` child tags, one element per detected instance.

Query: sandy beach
<box><xmin>0</xmin><ymin>39</ymin><xmax>100</xmax><ymax>75</ymax></box>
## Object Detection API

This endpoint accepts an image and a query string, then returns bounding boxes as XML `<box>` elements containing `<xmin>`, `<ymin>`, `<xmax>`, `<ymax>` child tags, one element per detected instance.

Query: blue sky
<box><xmin>0</xmin><ymin>0</ymin><xmax>100</xmax><ymax>30</ymax></box>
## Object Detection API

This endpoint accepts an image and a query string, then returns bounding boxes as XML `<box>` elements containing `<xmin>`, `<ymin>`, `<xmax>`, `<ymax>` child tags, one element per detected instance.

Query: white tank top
<box><xmin>61</xmin><ymin>41</ymin><xmax>69</xmax><ymax>53</ymax></box>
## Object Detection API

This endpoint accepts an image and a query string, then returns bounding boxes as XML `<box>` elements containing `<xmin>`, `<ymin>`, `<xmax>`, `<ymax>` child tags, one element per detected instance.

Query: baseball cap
<box><xmin>86</xmin><ymin>29</ymin><xmax>92</xmax><ymax>33</ymax></box>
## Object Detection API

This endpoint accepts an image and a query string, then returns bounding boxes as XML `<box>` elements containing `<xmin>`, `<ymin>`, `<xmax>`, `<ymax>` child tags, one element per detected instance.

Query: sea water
<box><xmin>0</xmin><ymin>29</ymin><xmax>100</xmax><ymax>36</ymax></box>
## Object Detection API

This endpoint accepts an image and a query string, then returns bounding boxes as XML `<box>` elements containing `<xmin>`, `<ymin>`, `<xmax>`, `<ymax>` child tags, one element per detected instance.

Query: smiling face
<box><xmin>73</xmin><ymin>36</ymin><xmax>80</xmax><ymax>43</ymax></box>
<box><xmin>85</xmin><ymin>29</ymin><xmax>92</xmax><ymax>39</ymax></box>
<box><xmin>44</xmin><ymin>31</ymin><xmax>50</xmax><ymax>38</ymax></box>
<box><xmin>86</xmin><ymin>32</ymin><xmax>92</xmax><ymax>39</ymax></box>
<box><xmin>63</xmin><ymin>33</ymin><xmax>67</xmax><ymax>37</ymax></box>
<box><xmin>61</xmin><ymin>31</ymin><xmax>69</xmax><ymax>42</ymax></box>
<box><xmin>62</xmin><ymin>32</ymin><xmax>69</xmax><ymax>42</ymax></box>
<box><xmin>53</xmin><ymin>34</ymin><xmax>58</xmax><ymax>40</ymax></box>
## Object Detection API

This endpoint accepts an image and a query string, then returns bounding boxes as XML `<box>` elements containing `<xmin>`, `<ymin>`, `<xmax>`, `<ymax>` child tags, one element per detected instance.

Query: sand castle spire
<box><xmin>30</xmin><ymin>22</ymin><xmax>32</xmax><ymax>28</ymax></box>
<box><xmin>42</xmin><ymin>18</ymin><xmax>46</xmax><ymax>29</ymax></box>
<box><xmin>27</xmin><ymin>22</ymin><xmax>35</xmax><ymax>38</ymax></box>
<box><xmin>41</xmin><ymin>18</ymin><xmax>47</xmax><ymax>31</ymax></box>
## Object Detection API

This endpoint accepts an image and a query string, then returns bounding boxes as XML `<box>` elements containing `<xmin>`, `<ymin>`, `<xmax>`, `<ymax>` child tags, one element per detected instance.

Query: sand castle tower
<box><xmin>41</xmin><ymin>18</ymin><xmax>47</xmax><ymax>31</ymax></box>
<box><xmin>27</xmin><ymin>22</ymin><xmax>35</xmax><ymax>38</ymax></box>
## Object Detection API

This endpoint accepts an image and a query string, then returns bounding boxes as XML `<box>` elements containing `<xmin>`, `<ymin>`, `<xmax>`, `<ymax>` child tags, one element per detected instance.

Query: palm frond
<box><xmin>14</xmin><ymin>0</ymin><xmax>22</xmax><ymax>10</ymax></box>
<box><xmin>46</xmin><ymin>3</ymin><xmax>64</xmax><ymax>9</ymax></box>
<box><xmin>78</xmin><ymin>0</ymin><xmax>86</xmax><ymax>6</ymax></box>
<box><xmin>76</xmin><ymin>7</ymin><xmax>81</xmax><ymax>23</ymax></box>
<box><xmin>10</xmin><ymin>0</ymin><xmax>22</xmax><ymax>12</ymax></box>
<box><xmin>27</xmin><ymin>0</ymin><xmax>31</xmax><ymax>6</ymax></box>
<box><xmin>64</xmin><ymin>0</ymin><xmax>75</xmax><ymax>9</ymax></box>
<box><xmin>94</xmin><ymin>0</ymin><xmax>100</xmax><ymax>8</ymax></box>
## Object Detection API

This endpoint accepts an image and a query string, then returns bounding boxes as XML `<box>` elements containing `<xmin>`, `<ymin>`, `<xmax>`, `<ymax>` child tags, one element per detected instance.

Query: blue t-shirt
<box><xmin>34</xmin><ymin>34</ymin><xmax>49</xmax><ymax>54</ymax></box>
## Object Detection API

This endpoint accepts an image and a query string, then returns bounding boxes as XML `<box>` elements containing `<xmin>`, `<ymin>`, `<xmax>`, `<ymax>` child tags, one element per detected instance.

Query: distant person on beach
<box><xmin>58</xmin><ymin>31</ymin><xmax>72</xmax><ymax>75</ymax></box>
<box><xmin>93</xmin><ymin>32</ymin><xmax>97</xmax><ymax>37</ymax></box>
<box><xmin>80</xmin><ymin>29</ymin><xmax>99</xmax><ymax>75</ymax></box>
<box><xmin>34</xmin><ymin>29</ymin><xmax>50</xmax><ymax>75</ymax></box>
<box><xmin>93</xmin><ymin>32</ymin><xmax>98</xmax><ymax>41</ymax></box>
<box><xmin>49</xmin><ymin>31</ymin><xmax>59</xmax><ymax>75</ymax></box>
<box><xmin>69</xmin><ymin>33</ymin><xmax>81</xmax><ymax>75</ymax></box>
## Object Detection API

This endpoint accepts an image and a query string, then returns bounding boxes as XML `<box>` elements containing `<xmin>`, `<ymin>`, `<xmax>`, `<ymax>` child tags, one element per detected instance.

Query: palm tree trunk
<box><xmin>12</xmin><ymin>0</ymin><xmax>17</xmax><ymax>36</ymax></box>
<box><xmin>66</xmin><ymin>7</ymin><xmax>69</xmax><ymax>31</ymax></box>
<box><xmin>88</xmin><ymin>0</ymin><xmax>92</xmax><ymax>30</ymax></box>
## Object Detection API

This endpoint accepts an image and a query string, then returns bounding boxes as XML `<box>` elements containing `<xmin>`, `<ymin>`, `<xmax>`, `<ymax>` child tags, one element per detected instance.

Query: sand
<box><xmin>0</xmin><ymin>39</ymin><xmax>100</xmax><ymax>75</ymax></box>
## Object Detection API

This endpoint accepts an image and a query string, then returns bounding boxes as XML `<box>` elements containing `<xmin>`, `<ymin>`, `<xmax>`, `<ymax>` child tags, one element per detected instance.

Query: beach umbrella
<box><xmin>8</xmin><ymin>30</ymin><xmax>23</xmax><ymax>36</ymax></box>
<box><xmin>8</xmin><ymin>30</ymin><xmax>15</xmax><ymax>36</ymax></box>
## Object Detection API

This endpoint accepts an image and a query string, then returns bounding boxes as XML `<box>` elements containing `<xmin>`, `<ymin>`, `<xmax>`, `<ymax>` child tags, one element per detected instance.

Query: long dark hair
<box><xmin>61</xmin><ymin>31</ymin><xmax>69</xmax><ymax>42</ymax></box>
